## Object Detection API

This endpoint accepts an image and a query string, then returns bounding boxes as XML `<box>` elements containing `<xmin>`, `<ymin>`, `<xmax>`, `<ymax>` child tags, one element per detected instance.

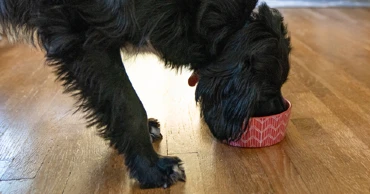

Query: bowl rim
<box><xmin>249</xmin><ymin>98</ymin><xmax>292</xmax><ymax>120</ymax></box>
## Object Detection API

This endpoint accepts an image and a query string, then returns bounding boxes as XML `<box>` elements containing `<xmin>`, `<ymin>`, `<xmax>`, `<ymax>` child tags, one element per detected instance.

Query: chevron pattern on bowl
<box><xmin>226</xmin><ymin>99</ymin><xmax>292</xmax><ymax>148</ymax></box>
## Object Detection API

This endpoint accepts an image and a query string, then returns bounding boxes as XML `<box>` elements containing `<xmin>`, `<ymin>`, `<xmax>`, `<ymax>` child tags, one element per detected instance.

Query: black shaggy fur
<box><xmin>0</xmin><ymin>0</ymin><xmax>291</xmax><ymax>189</ymax></box>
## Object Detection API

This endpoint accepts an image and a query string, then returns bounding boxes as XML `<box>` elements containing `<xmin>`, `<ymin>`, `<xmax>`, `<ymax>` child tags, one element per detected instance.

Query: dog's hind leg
<box><xmin>34</xmin><ymin>4</ymin><xmax>185</xmax><ymax>190</ymax></box>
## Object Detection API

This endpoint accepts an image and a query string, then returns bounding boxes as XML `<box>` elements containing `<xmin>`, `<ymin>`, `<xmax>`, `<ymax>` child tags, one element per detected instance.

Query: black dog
<box><xmin>0</xmin><ymin>0</ymin><xmax>291</xmax><ymax>189</ymax></box>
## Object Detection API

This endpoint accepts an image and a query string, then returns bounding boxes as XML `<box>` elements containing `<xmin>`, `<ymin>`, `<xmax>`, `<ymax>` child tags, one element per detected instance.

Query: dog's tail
<box><xmin>0</xmin><ymin>0</ymin><xmax>40</xmax><ymax>42</ymax></box>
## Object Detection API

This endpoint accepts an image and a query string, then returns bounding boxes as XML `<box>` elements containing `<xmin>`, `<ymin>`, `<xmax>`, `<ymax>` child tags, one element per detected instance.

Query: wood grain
<box><xmin>0</xmin><ymin>161</ymin><xmax>11</xmax><ymax>178</ymax></box>
<box><xmin>27</xmin><ymin>124</ymin><xmax>86</xmax><ymax>194</ymax></box>
<box><xmin>282</xmin><ymin>121</ymin><xmax>349</xmax><ymax>194</ymax></box>
<box><xmin>0</xmin><ymin>180</ymin><xmax>33</xmax><ymax>194</ymax></box>
<box><xmin>1</xmin><ymin>7</ymin><xmax>370</xmax><ymax>194</ymax></box>
<box><xmin>256</xmin><ymin>145</ymin><xmax>310</xmax><ymax>194</ymax></box>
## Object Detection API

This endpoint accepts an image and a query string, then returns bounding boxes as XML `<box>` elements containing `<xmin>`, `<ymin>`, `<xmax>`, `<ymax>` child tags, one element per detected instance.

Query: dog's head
<box><xmin>193</xmin><ymin>1</ymin><xmax>291</xmax><ymax>141</ymax></box>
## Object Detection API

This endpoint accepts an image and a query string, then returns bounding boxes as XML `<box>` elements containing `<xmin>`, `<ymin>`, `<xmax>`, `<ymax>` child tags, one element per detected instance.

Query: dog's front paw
<box><xmin>133</xmin><ymin>156</ymin><xmax>186</xmax><ymax>189</ymax></box>
<box><xmin>155</xmin><ymin>156</ymin><xmax>186</xmax><ymax>188</ymax></box>
<box><xmin>148</xmin><ymin>118</ymin><xmax>162</xmax><ymax>142</ymax></box>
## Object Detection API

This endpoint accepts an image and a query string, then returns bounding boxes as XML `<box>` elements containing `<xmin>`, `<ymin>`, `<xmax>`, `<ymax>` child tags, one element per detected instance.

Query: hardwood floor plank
<box><xmin>292</xmin><ymin>118</ymin><xmax>370</xmax><ymax>193</ymax></box>
<box><xmin>282</xmin><ymin>122</ymin><xmax>347</xmax><ymax>193</ymax></box>
<box><xmin>0</xmin><ymin>161</ymin><xmax>11</xmax><ymax>179</ymax></box>
<box><xmin>317</xmin><ymin>95</ymin><xmax>370</xmax><ymax>147</ymax></box>
<box><xmin>169</xmin><ymin>153</ymin><xmax>204</xmax><ymax>194</ymax></box>
<box><xmin>0</xmin><ymin>44</ymin><xmax>60</xmax><ymax>161</ymax></box>
<box><xmin>61</xmin><ymin>128</ymin><xmax>128</xmax><ymax>194</ymax></box>
<box><xmin>0</xmin><ymin>180</ymin><xmax>33</xmax><ymax>194</ymax></box>
<box><xmin>256</xmin><ymin>145</ymin><xmax>310</xmax><ymax>194</ymax></box>
<box><xmin>282</xmin><ymin>9</ymin><xmax>370</xmax><ymax>89</ymax></box>
<box><xmin>290</xmin><ymin>60</ymin><xmax>370</xmax><ymax>147</ymax></box>
<box><xmin>285</xmin><ymin>92</ymin><xmax>332</xmax><ymax>119</ymax></box>
<box><xmin>198</xmin><ymin>145</ymin><xmax>274</xmax><ymax>194</ymax></box>
<box><xmin>0</xmin><ymin>47</ymin><xmax>48</xmax><ymax>110</ymax></box>
<box><xmin>27</xmin><ymin>124</ymin><xmax>86</xmax><ymax>194</ymax></box>
<box><xmin>283</xmin><ymin>68</ymin><xmax>370</xmax><ymax>193</ymax></box>
<box><xmin>0</xmin><ymin>109</ymin><xmax>43</xmax><ymax>161</ymax></box>
<box><xmin>0</xmin><ymin>93</ymin><xmax>60</xmax><ymax>161</ymax></box>
<box><xmin>291</xmin><ymin>52</ymin><xmax>370</xmax><ymax>121</ymax></box>
<box><xmin>0</xmin><ymin>122</ymin><xmax>57</xmax><ymax>180</ymax></box>
<box><xmin>282</xmin><ymin>65</ymin><xmax>370</xmax><ymax>193</ymax></box>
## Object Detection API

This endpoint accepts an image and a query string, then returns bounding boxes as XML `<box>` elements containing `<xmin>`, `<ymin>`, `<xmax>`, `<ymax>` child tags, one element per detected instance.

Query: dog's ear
<box><xmin>256</xmin><ymin>3</ymin><xmax>291</xmax><ymax>82</ymax></box>
<box><xmin>197</xmin><ymin>0</ymin><xmax>258</xmax><ymax>55</ymax></box>
<box><xmin>195</xmin><ymin>60</ymin><xmax>260</xmax><ymax>141</ymax></box>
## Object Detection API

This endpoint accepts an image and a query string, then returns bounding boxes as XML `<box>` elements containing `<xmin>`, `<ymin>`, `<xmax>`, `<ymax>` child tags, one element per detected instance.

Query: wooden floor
<box><xmin>1</xmin><ymin>8</ymin><xmax>370</xmax><ymax>194</ymax></box>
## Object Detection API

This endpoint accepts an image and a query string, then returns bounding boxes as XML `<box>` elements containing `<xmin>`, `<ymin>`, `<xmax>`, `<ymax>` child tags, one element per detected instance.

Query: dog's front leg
<box><xmin>32</xmin><ymin>1</ymin><xmax>185</xmax><ymax>187</ymax></box>
<box><xmin>102</xmin><ymin>50</ymin><xmax>186</xmax><ymax>188</ymax></box>
<box><xmin>44</xmin><ymin>46</ymin><xmax>185</xmax><ymax>188</ymax></box>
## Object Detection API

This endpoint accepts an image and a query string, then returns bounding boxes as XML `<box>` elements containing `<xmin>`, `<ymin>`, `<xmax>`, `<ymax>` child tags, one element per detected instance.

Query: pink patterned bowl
<box><xmin>225</xmin><ymin>99</ymin><xmax>292</xmax><ymax>148</ymax></box>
